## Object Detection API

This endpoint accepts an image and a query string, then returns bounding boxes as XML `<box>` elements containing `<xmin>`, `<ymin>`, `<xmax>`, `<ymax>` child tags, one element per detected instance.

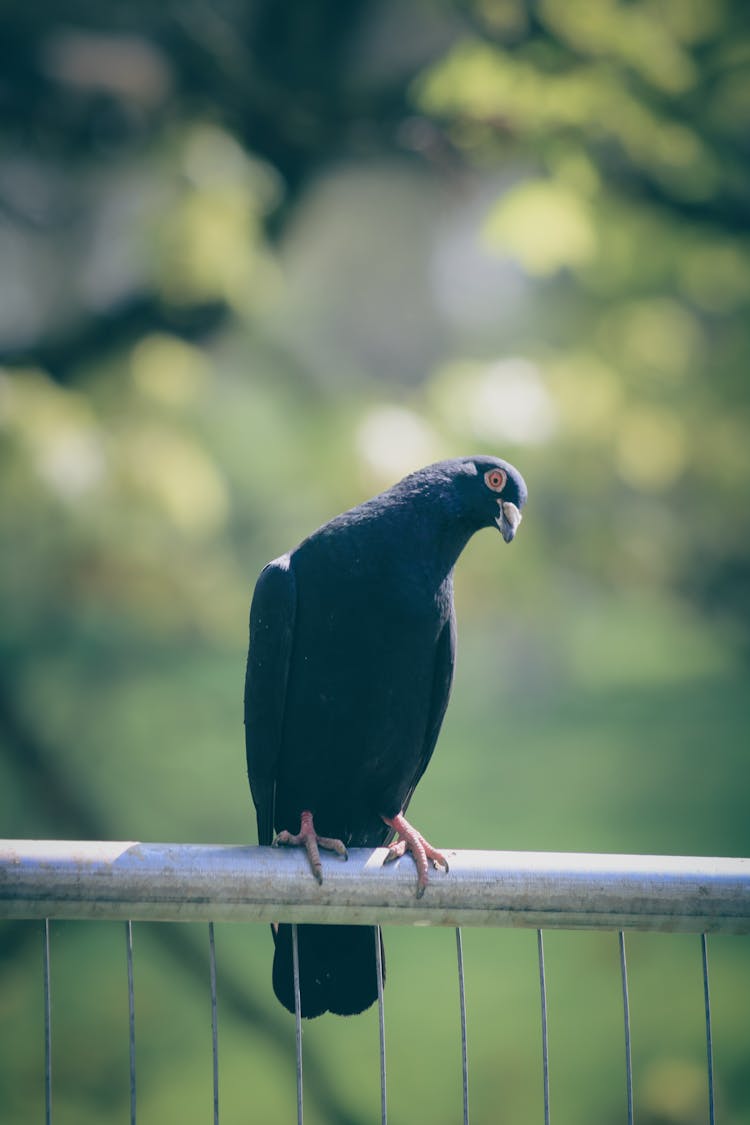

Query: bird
<box><xmin>244</xmin><ymin>455</ymin><xmax>527</xmax><ymax>1018</ymax></box>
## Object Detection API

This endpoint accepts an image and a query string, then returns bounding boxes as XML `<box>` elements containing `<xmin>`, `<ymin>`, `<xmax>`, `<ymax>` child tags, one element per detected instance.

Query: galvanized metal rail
<box><xmin>4</xmin><ymin>840</ymin><xmax>748</xmax><ymax>1125</ymax></box>
<box><xmin>2</xmin><ymin>840</ymin><xmax>749</xmax><ymax>931</ymax></box>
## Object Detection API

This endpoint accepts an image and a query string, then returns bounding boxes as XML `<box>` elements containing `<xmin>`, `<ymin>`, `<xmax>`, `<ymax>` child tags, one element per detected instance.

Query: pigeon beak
<box><xmin>496</xmin><ymin>500</ymin><xmax>522</xmax><ymax>543</ymax></box>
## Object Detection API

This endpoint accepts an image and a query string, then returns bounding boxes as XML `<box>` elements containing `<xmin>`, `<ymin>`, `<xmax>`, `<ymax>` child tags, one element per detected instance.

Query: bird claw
<box><xmin>273</xmin><ymin>810</ymin><xmax>348</xmax><ymax>884</ymax></box>
<box><xmin>381</xmin><ymin>813</ymin><xmax>449</xmax><ymax>897</ymax></box>
<box><xmin>383</xmin><ymin>839</ymin><xmax>408</xmax><ymax>862</ymax></box>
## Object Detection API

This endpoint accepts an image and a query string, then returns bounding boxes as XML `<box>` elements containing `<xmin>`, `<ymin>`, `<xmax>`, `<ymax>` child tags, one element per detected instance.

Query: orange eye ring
<box><xmin>484</xmin><ymin>468</ymin><xmax>507</xmax><ymax>493</ymax></box>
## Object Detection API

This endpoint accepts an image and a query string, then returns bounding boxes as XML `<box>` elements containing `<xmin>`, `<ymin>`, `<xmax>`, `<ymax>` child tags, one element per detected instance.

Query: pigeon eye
<box><xmin>484</xmin><ymin>469</ymin><xmax>507</xmax><ymax>493</ymax></box>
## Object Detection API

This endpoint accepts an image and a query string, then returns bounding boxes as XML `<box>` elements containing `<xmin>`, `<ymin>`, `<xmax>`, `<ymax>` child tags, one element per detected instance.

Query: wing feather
<box><xmin>401</xmin><ymin>608</ymin><xmax>456</xmax><ymax>816</ymax></box>
<box><xmin>244</xmin><ymin>554</ymin><xmax>296</xmax><ymax>845</ymax></box>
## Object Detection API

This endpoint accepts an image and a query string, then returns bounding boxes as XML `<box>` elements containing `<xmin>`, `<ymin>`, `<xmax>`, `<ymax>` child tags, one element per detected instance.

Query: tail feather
<box><xmin>272</xmin><ymin>923</ymin><xmax>384</xmax><ymax>1018</ymax></box>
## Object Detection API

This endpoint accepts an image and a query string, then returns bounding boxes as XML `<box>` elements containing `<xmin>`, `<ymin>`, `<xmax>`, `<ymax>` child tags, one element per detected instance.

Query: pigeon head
<box><xmin>453</xmin><ymin>455</ymin><xmax>527</xmax><ymax>542</ymax></box>
<box><xmin>398</xmin><ymin>455</ymin><xmax>527</xmax><ymax>544</ymax></box>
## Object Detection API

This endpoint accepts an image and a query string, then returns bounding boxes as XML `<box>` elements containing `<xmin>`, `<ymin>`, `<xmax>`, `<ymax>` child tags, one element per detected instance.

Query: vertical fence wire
<box><xmin>455</xmin><ymin>928</ymin><xmax>469</xmax><ymax>1125</ymax></box>
<box><xmin>701</xmin><ymin>934</ymin><xmax>716</xmax><ymax>1125</ymax></box>
<box><xmin>208</xmin><ymin>922</ymin><xmax>219</xmax><ymax>1125</ymax></box>
<box><xmin>43</xmin><ymin>918</ymin><xmax>52</xmax><ymax>1125</ymax></box>
<box><xmin>125</xmin><ymin>921</ymin><xmax>136</xmax><ymax>1125</ymax></box>
<box><xmin>618</xmin><ymin>932</ymin><xmax>634</xmax><ymax>1125</ymax></box>
<box><xmin>291</xmin><ymin>923</ymin><xmax>304</xmax><ymax>1125</ymax></box>
<box><xmin>375</xmin><ymin>926</ymin><xmax>387</xmax><ymax>1125</ymax></box>
<box><xmin>537</xmin><ymin>929</ymin><xmax>550</xmax><ymax>1125</ymax></box>
<box><xmin>24</xmin><ymin>887</ymin><xmax>739</xmax><ymax>1125</ymax></box>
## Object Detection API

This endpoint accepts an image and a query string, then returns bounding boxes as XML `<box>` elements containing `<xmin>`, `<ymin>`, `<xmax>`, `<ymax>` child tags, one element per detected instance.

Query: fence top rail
<box><xmin>1</xmin><ymin>840</ymin><xmax>748</xmax><ymax>933</ymax></box>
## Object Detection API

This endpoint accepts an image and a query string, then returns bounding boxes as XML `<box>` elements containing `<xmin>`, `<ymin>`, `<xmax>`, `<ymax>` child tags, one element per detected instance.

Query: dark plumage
<box><xmin>244</xmin><ymin>455</ymin><xmax>527</xmax><ymax>1017</ymax></box>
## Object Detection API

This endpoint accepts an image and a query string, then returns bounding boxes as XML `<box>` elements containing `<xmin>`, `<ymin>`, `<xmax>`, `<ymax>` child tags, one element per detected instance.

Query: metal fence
<box><xmin>2</xmin><ymin>839</ymin><xmax>749</xmax><ymax>1124</ymax></box>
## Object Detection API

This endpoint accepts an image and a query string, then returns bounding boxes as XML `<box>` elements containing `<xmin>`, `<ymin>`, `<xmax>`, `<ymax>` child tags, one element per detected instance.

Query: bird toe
<box><xmin>381</xmin><ymin>812</ymin><xmax>448</xmax><ymax>894</ymax></box>
<box><xmin>272</xmin><ymin>812</ymin><xmax>348</xmax><ymax>883</ymax></box>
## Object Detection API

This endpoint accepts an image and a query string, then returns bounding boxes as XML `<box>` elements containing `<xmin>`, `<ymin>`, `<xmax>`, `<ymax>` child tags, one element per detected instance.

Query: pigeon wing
<box><xmin>401</xmin><ymin>608</ymin><xmax>456</xmax><ymax>817</ymax></box>
<box><xmin>244</xmin><ymin>554</ymin><xmax>296</xmax><ymax>846</ymax></box>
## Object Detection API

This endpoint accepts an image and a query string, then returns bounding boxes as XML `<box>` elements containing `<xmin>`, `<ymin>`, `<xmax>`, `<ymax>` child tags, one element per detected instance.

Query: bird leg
<box><xmin>381</xmin><ymin>812</ymin><xmax>449</xmax><ymax>899</ymax></box>
<box><xmin>273</xmin><ymin>809</ymin><xmax>348</xmax><ymax>884</ymax></box>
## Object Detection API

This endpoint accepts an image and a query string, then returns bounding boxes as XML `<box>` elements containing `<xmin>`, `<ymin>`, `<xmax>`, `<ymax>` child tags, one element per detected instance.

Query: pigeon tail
<box><xmin>272</xmin><ymin>923</ymin><xmax>384</xmax><ymax>1018</ymax></box>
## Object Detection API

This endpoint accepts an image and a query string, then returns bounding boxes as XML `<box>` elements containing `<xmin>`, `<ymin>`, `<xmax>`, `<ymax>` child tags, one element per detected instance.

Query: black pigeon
<box><xmin>244</xmin><ymin>455</ymin><xmax>527</xmax><ymax>1017</ymax></box>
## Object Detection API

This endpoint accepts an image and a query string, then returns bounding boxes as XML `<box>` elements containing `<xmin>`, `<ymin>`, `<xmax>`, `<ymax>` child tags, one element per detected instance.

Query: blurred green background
<box><xmin>1</xmin><ymin>1</ymin><xmax>749</xmax><ymax>1122</ymax></box>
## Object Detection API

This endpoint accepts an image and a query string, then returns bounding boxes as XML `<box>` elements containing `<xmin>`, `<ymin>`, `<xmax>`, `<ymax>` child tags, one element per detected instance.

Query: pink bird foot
<box><xmin>382</xmin><ymin>812</ymin><xmax>449</xmax><ymax>898</ymax></box>
<box><xmin>273</xmin><ymin>809</ymin><xmax>348</xmax><ymax>884</ymax></box>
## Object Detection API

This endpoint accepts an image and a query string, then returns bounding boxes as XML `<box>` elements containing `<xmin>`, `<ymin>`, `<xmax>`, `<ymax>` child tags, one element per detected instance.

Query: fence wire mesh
<box><xmin>3</xmin><ymin>840</ymin><xmax>748</xmax><ymax>1124</ymax></box>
